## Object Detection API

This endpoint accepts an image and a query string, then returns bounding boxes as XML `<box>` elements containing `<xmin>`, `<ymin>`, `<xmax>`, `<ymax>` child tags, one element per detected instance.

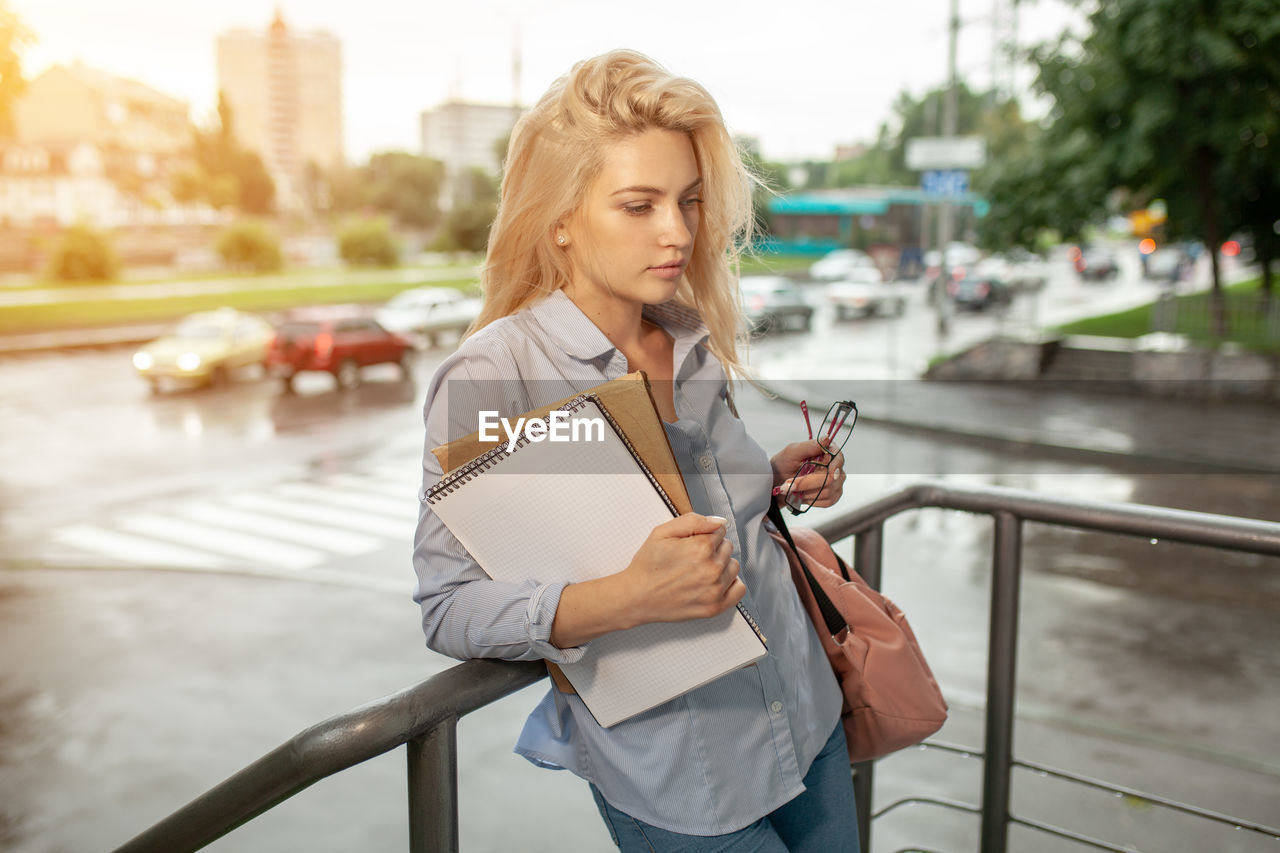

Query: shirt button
<box><xmin>770</xmin><ymin>701</ymin><xmax>783</xmax><ymax>714</ymax></box>
<box><xmin>699</xmin><ymin>453</ymin><xmax>714</xmax><ymax>470</ymax></box>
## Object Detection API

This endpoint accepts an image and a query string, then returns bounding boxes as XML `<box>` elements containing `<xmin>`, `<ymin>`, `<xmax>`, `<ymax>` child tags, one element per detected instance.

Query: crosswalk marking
<box><xmin>52</xmin><ymin>524</ymin><xmax>227</xmax><ymax>569</ymax></box>
<box><xmin>115</xmin><ymin>513</ymin><xmax>325</xmax><ymax>570</ymax></box>
<box><xmin>175</xmin><ymin>504</ymin><xmax>382</xmax><ymax>555</ymax></box>
<box><xmin>270</xmin><ymin>482</ymin><xmax>418</xmax><ymax>519</ymax></box>
<box><xmin>323</xmin><ymin>473</ymin><xmax>417</xmax><ymax>498</ymax></box>
<box><xmin>227</xmin><ymin>493</ymin><xmax>412</xmax><ymax>539</ymax></box>
<box><xmin>45</xmin><ymin>467</ymin><xmax>419</xmax><ymax>576</ymax></box>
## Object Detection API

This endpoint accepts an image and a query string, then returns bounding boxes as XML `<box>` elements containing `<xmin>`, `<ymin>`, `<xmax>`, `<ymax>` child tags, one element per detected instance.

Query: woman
<box><xmin>413</xmin><ymin>50</ymin><xmax>856</xmax><ymax>852</ymax></box>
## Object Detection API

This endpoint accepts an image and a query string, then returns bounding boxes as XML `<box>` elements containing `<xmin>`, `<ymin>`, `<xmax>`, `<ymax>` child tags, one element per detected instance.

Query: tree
<box><xmin>48</xmin><ymin>225</ymin><xmax>118</xmax><ymax>282</ymax></box>
<box><xmin>994</xmin><ymin>0</ymin><xmax>1280</xmax><ymax>329</ymax></box>
<box><xmin>0</xmin><ymin>1</ymin><xmax>33</xmax><ymax>138</ymax></box>
<box><xmin>216</xmin><ymin>220</ymin><xmax>283</xmax><ymax>273</ymax></box>
<box><xmin>365</xmin><ymin>152</ymin><xmax>446</xmax><ymax>230</ymax></box>
<box><xmin>338</xmin><ymin>216</ymin><xmax>399</xmax><ymax>267</ymax></box>
<box><xmin>328</xmin><ymin>152</ymin><xmax>446</xmax><ymax>231</ymax></box>
<box><xmin>736</xmin><ymin>137</ymin><xmax>789</xmax><ymax>236</ymax></box>
<box><xmin>176</xmin><ymin>93</ymin><xmax>276</xmax><ymax>215</ymax></box>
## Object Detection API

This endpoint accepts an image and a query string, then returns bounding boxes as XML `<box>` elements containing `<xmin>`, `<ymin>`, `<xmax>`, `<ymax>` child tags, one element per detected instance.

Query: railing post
<box><xmin>407</xmin><ymin>716</ymin><xmax>459</xmax><ymax>853</ymax></box>
<box><xmin>853</xmin><ymin>523</ymin><xmax>884</xmax><ymax>853</ymax></box>
<box><xmin>981</xmin><ymin>511</ymin><xmax>1022</xmax><ymax>853</ymax></box>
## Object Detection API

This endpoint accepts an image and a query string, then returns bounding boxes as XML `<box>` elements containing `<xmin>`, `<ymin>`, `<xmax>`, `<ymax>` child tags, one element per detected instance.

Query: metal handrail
<box><xmin>113</xmin><ymin>659</ymin><xmax>546</xmax><ymax>853</ymax></box>
<box><xmin>111</xmin><ymin>482</ymin><xmax>1280</xmax><ymax>853</ymax></box>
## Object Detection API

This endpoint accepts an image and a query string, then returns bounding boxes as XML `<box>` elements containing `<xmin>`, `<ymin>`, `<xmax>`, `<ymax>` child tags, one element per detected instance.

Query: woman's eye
<box><xmin>679</xmin><ymin>197</ymin><xmax>704</xmax><ymax>210</ymax></box>
<box><xmin>622</xmin><ymin>203</ymin><xmax>652</xmax><ymax>215</ymax></box>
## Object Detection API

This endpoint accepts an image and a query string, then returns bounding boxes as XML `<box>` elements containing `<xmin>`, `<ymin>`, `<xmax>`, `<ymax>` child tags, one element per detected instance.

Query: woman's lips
<box><xmin>648</xmin><ymin>262</ymin><xmax>685</xmax><ymax>280</ymax></box>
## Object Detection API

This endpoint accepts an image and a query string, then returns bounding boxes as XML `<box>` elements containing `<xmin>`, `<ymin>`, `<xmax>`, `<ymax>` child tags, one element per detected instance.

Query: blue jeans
<box><xmin>590</xmin><ymin>723</ymin><xmax>860</xmax><ymax>852</ymax></box>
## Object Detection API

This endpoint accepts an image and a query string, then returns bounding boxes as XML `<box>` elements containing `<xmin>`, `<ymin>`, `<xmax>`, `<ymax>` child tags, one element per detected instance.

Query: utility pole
<box><xmin>935</xmin><ymin>0</ymin><xmax>961</xmax><ymax>338</ymax></box>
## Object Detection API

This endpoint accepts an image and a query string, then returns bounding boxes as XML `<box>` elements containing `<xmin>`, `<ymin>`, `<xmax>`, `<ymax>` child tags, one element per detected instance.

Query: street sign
<box><xmin>906</xmin><ymin>136</ymin><xmax>987</xmax><ymax>170</ymax></box>
<box><xmin>921</xmin><ymin>169</ymin><xmax>969</xmax><ymax>198</ymax></box>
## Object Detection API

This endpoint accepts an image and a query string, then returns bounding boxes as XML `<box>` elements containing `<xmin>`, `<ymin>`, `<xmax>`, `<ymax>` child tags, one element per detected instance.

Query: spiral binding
<box><xmin>424</xmin><ymin>393</ymin><xmax>767</xmax><ymax>647</ymax></box>
<box><xmin>426</xmin><ymin>395</ymin><xmax>599</xmax><ymax>505</ymax></box>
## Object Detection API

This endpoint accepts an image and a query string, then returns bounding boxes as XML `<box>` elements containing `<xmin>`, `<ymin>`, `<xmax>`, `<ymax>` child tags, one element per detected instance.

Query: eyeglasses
<box><xmin>782</xmin><ymin>400</ymin><xmax>857</xmax><ymax>515</ymax></box>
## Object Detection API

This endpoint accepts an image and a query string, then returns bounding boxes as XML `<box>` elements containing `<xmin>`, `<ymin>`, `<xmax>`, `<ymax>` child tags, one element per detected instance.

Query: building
<box><xmin>419</xmin><ymin>100</ymin><xmax>521</xmax><ymax>207</ymax></box>
<box><xmin>5</xmin><ymin>66</ymin><xmax>223</xmax><ymax>233</ymax></box>
<box><xmin>13</xmin><ymin>62</ymin><xmax>191</xmax><ymax>155</ymax></box>
<box><xmin>217</xmin><ymin>10</ymin><xmax>343</xmax><ymax>210</ymax></box>
<box><xmin>767</xmin><ymin>186</ymin><xmax>987</xmax><ymax>252</ymax></box>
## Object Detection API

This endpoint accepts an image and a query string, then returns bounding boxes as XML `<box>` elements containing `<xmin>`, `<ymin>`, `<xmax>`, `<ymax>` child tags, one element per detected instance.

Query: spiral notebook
<box><xmin>425</xmin><ymin>393</ymin><xmax>768</xmax><ymax>727</ymax></box>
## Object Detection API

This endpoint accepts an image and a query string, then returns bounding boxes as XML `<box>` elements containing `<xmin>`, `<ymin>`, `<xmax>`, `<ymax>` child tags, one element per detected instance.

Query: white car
<box><xmin>809</xmin><ymin>249</ymin><xmax>878</xmax><ymax>281</ymax></box>
<box><xmin>972</xmin><ymin>253</ymin><xmax>1048</xmax><ymax>292</ymax></box>
<box><xmin>825</xmin><ymin>267</ymin><xmax>907</xmax><ymax>320</ymax></box>
<box><xmin>375</xmin><ymin>287</ymin><xmax>482</xmax><ymax>346</ymax></box>
<box><xmin>924</xmin><ymin>241</ymin><xmax>982</xmax><ymax>271</ymax></box>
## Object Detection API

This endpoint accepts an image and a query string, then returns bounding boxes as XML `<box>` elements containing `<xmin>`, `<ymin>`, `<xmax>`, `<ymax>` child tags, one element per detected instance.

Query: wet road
<box><xmin>0</xmin><ymin>269</ymin><xmax>1277</xmax><ymax>851</ymax></box>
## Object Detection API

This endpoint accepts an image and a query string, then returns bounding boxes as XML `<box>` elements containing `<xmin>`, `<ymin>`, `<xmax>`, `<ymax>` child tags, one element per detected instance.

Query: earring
<box><xmin>556</xmin><ymin>235</ymin><xmax>566</xmax><ymax>245</ymax></box>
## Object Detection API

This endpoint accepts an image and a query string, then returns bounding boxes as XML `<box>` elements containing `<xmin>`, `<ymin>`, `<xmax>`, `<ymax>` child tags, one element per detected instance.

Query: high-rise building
<box><xmin>420</xmin><ymin>100</ymin><xmax>521</xmax><ymax>206</ymax></box>
<box><xmin>217</xmin><ymin>10</ymin><xmax>343</xmax><ymax>210</ymax></box>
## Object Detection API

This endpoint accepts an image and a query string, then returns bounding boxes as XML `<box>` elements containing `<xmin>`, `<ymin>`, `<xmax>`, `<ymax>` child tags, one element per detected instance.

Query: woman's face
<box><xmin>562</xmin><ymin>128</ymin><xmax>702</xmax><ymax>309</ymax></box>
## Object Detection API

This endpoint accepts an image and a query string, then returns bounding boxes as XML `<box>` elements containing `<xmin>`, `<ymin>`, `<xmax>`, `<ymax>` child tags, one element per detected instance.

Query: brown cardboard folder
<box><xmin>431</xmin><ymin>371</ymin><xmax>691</xmax><ymax>693</ymax></box>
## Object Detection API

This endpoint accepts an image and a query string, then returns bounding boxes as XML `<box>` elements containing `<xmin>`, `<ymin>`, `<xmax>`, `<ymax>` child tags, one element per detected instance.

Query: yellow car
<box><xmin>132</xmin><ymin>308</ymin><xmax>275</xmax><ymax>392</ymax></box>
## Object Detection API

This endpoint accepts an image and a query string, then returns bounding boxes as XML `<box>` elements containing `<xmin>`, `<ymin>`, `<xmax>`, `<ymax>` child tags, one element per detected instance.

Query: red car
<box><xmin>266</xmin><ymin>307</ymin><xmax>415</xmax><ymax>390</ymax></box>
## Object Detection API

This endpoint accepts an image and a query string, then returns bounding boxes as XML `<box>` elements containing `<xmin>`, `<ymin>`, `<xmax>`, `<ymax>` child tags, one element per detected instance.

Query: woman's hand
<box><xmin>550</xmin><ymin>514</ymin><xmax>744</xmax><ymax>649</ymax></box>
<box><xmin>621</xmin><ymin>513</ymin><xmax>745</xmax><ymax>625</ymax></box>
<box><xmin>771</xmin><ymin>439</ymin><xmax>846</xmax><ymax>510</ymax></box>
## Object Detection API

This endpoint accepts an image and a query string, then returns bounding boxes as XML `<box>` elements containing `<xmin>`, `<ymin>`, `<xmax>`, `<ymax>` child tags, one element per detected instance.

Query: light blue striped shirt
<box><xmin>412</xmin><ymin>288</ymin><xmax>842</xmax><ymax>835</ymax></box>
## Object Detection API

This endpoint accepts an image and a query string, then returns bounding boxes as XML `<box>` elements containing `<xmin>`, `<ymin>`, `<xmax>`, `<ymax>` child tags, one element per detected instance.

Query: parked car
<box><xmin>1072</xmin><ymin>246</ymin><xmax>1120</xmax><ymax>281</ymax></box>
<box><xmin>809</xmin><ymin>249</ymin><xmax>877</xmax><ymax>281</ymax></box>
<box><xmin>375</xmin><ymin>286</ymin><xmax>482</xmax><ymax>347</ymax></box>
<box><xmin>131</xmin><ymin>308</ymin><xmax>275</xmax><ymax>393</ymax></box>
<box><xmin>740</xmin><ymin>276</ymin><xmax>814</xmax><ymax>333</ymax></box>
<box><xmin>266</xmin><ymin>306</ymin><xmax>415</xmax><ymax>390</ymax></box>
<box><xmin>949</xmin><ymin>276</ymin><xmax>1013</xmax><ymax>312</ymax></box>
<box><xmin>973</xmin><ymin>249</ymin><xmax>1049</xmax><ymax>294</ymax></box>
<box><xmin>825</xmin><ymin>267</ymin><xmax>907</xmax><ymax>320</ymax></box>
<box><xmin>1143</xmin><ymin>248</ymin><xmax>1183</xmax><ymax>283</ymax></box>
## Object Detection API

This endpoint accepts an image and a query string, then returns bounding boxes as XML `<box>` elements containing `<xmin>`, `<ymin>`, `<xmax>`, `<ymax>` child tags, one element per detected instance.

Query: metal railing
<box><xmin>1152</xmin><ymin>289</ymin><xmax>1280</xmax><ymax>344</ymax></box>
<box><xmin>112</xmin><ymin>482</ymin><xmax>1280</xmax><ymax>853</ymax></box>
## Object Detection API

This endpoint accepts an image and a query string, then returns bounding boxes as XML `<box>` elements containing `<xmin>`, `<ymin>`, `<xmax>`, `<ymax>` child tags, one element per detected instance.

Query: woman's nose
<box><xmin>659</xmin><ymin>204</ymin><xmax>693</xmax><ymax>248</ymax></box>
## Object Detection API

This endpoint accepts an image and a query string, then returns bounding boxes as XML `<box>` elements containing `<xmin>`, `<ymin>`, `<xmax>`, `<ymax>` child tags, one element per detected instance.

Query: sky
<box><xmin>12</xmin><ymin>0</ymin><xmax>1084</xmax><ymax>164</ymax></box>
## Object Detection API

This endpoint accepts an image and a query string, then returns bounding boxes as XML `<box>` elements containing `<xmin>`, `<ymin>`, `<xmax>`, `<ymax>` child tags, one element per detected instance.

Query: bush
<box><xmin>47</xmin><ymin>225</ymin><xmax>118</xmax><ymax>282</ymax></box>
<box><xmin>216</xmin><ymin>220</ymin><xmax>284</xmax><ymax>273</ymax></box>
<box><xmin>431</xmin><ymin>202</ymin><xmax>496</xmax><ymax>254</ymax></box>
<box><xmin>338</xmin><ymin>217</ymin><xmax>399</xmax><ymax>267</ymax></box>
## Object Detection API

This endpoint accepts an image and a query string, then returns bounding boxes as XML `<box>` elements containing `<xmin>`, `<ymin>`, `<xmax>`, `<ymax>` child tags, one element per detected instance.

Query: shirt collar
<box><xmin>527</xmin><ymin>288</ymin><xmax>710</xmax><ymax>362</ymax></box>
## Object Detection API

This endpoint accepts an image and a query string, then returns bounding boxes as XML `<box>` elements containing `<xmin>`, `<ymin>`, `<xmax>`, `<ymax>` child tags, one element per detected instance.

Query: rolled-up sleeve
<box><xmin>412</xmin><ymin>348</ymin><xmax>587</xmax><ymax>664</ymax></box>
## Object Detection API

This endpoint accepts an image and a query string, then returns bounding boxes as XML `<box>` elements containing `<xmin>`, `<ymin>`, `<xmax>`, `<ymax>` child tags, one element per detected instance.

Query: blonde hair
<box><xmin>472</xmin><ymin>49</ymin><xmax>757</xmax><ymax>376</ymax></box>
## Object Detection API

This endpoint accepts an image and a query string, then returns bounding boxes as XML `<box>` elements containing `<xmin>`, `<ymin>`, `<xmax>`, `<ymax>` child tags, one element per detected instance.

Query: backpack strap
<box><xmin>767</xmin><ymin>501</ymin><xmax>847</xmax><ymax>637</ymax></box>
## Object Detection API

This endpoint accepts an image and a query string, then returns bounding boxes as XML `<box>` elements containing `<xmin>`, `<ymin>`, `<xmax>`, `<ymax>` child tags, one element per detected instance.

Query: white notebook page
<box><xmin>427</xmin><ymin>397</ymin><xmax>767</xmax><ymax>727</ymax></box>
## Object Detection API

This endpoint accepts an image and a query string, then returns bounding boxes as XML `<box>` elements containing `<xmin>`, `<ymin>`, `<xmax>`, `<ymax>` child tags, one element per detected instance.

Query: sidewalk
<box><xmin>760</xmin><ymin>375</ymin><xmax>1280</xmax><ymax>476</ymax></box>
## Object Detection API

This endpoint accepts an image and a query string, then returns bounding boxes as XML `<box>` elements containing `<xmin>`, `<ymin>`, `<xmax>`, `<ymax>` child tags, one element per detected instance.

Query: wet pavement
<box><xmin>1</xmin><ymin>262</ymin><xmax>1278</xmax><ymax>852</ymax></box>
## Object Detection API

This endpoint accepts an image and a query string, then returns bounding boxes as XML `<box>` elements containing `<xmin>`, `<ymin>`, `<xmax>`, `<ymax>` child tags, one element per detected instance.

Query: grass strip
<box><xmin>0</xmin><ymin>278</ymin><xmax>478</xmax><ymax>334</ymax></box>
<box><xmin>1056</xmin><ymin>278</ymin><xmax>1278</xmax><ymax>354</ymax></box>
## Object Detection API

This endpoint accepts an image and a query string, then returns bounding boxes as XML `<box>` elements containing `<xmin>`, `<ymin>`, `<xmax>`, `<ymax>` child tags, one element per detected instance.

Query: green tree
<box><xmin>338</xmin><ymin>216</ymin><xmax>399</xmax><ymax>266</ymax></box>
<box><xmin>215</xmin><ymin>219</ymin><xmax>283</xmax><ymax>273</ymax></box>
<box><xmin>177</xmin><ymin>93</ymin><xmax>276</xmax><ymax>215</ymax></box>
<box><xmin>991</xmin><ymin>0</ymin><xmax>1280</xmax><ymax>326</ymax></box>
<box><xmin>365</xmin><ymin>152</ymin><xmax>445</xmax><ymax>230</ymax></box>
<box><xmin>736</xmin><ymin>136</ymin><xmax>789</xmax><ymax>236</ymax></box>
<box><xmin>431</xmin><ymin>168</ymin><xmax>499</xmax><ymax>253</ymax></box>
<box><xmin>829</xmin><ymin>125</ymin><xmax>900</xmax><ymax>187</ymax></box>
<box><xmin>48</xmin><ymin>225</ymin><xmax>118</xmax><ymax>282</ymax></box>
<box><xmin>439</xmin><ymin>203</ymin><xmax>495</xmax><ymax>253</ymax></box>
<box><xmin>0</xmin><ymin>1</ymin><xmax>33</xmax><ymax>138</ymax></box>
